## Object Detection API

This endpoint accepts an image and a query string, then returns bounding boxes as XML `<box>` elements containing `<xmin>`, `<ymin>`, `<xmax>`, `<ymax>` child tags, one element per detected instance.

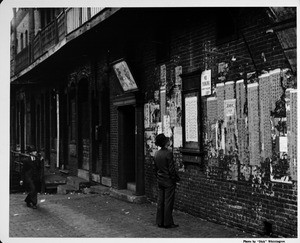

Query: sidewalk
<box><xmin>9</xmin><ymin>192</ymin><xmax>258</xmax><ymax>238</ymax></box>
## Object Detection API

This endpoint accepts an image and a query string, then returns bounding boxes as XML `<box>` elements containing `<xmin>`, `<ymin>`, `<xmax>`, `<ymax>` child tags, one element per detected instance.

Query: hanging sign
<box><xmin>201</xmin><ymin>69</ymin><xmax>211</xmax><ymax>96</ymax></box>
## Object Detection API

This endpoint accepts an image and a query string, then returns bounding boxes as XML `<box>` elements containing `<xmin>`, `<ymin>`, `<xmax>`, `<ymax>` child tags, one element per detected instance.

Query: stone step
<box><xmin>66</xmin><ymin>176</ymin><xmax>90</xmax><ymax>190</ymax></box>
<box><xmin>44</xmin><ymin>173</ymin><xmax>67</xmax><ymax>190</ymax></box>
<box><xmin>101</xmin><ymin>176</ymin><xmax>112</xmax><ymax>187</ymax></box>
<box><xmin>90</xmin><ymin>185</ymin><xmax>110</xmax><ymax>195</ymax></box>
<box><xmin>57</xmin><ymin>184</ymin><xmax>78</xmax><ymax>195</ymax></box>
<box><xmin>127</xmin><ymin>182</ymin><xmax>136</xmax><ymax>192</ymax></box>
<box><xmin>110</xmin><ymin>188</ymin><xmax>147</xmax><ymax>204</ymax></box>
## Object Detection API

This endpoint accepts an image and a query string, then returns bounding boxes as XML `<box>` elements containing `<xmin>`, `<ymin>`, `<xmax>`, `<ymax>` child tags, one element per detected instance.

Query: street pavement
<box><xmin>8</xmin><ymin>192</ymin><xmax>258</xmax><ymax>238</ymax></box>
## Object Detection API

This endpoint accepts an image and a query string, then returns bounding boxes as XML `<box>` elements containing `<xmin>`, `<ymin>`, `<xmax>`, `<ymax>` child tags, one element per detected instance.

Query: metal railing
<box><xmin>13</xmin><ymin>7</ymin><xmax>106</xmax><ymax>75</ymax></box>
<box><xmin>15</xmin><ymin>45</ymin><xmax>30</xmax><ymax>73</ymax></box>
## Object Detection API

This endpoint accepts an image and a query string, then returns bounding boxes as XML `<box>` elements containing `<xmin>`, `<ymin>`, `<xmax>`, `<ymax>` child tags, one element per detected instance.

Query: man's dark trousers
<box><xmin>156</xmin><ymin>183</ymin><xmax>176</xmax><ymax>227</ymax></box>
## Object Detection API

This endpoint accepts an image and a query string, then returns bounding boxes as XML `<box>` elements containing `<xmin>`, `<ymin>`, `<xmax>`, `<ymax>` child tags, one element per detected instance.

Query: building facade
<box><xmin>10</xmin><ymin>7</ymin><xmax>297</xmax><ymax>237</ymax></box>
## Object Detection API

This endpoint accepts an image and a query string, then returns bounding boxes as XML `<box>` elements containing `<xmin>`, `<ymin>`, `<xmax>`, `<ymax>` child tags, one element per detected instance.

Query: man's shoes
<box><xmin>164</xmin><ymin>224</ymin><xmax>179</xmax><ymax>229</ymax></box>
<box><xmin>26</xmin><ymin>202</ymin><xmax>32</xmax><ymax>207</ymax></box>
<box><xmin>32</xmin><ymin>205</ymin><xmax>37</xmax><ymax>209</ymax></box>
<box><xmin>158</xmin><ymin>224</ymin><xmax>164</xmax><ymax>228</ymax></box>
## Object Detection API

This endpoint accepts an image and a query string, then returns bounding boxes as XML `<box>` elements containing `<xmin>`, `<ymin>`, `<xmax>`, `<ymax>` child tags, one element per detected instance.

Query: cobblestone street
<box><xmin>8</xmin><ymin>192</ymin><xmax>258</xmax><ymax>238</ymax></box>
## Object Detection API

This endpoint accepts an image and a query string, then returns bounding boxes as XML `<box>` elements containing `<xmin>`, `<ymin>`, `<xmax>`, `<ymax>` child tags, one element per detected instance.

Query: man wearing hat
<box><xmin>20</xmin><ymin>146</ymin><xmax>42</xmax><ymax>209</ymax></box>
<box><xmin>154</xmin><ymin>133</ymin><xmax>180</xmax><ymax>228</ymax></box>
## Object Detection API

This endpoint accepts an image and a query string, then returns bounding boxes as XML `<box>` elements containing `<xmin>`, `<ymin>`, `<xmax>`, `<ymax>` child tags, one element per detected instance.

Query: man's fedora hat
<box><xmin>155</xmin><ymin>133</ymin><xmax>169</xmax><ymax>147</ymax></box>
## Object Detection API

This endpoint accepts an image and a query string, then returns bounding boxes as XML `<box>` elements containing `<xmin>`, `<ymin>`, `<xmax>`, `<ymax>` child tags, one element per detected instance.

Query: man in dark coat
<box><xmin>20</xmin><ymin>146</ymin><xmax>41</xmax><ymax>209</ymax></box>
<box><xmin>153</xmin><ymin>133</ymin><xmax>180</xmax><ymax>228</ymax></box>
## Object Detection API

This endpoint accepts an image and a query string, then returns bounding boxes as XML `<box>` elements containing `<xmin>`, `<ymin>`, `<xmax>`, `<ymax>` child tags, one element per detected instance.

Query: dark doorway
<box><xmin>119</xmin><ymin>105</ymin><xmax>136</xmax><ymax>187</ymax></box>
<box><xmin>78</xmin><ymin>79</ymin><xmax>90</xmax><ymax>171</ymax></box>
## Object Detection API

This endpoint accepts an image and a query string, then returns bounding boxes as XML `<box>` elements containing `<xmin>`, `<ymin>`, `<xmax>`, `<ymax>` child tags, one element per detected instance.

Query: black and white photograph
<box><xmin>0</xmin><ymin>0</ymin><xmax>298</xmax><ymax>242</ymax></box>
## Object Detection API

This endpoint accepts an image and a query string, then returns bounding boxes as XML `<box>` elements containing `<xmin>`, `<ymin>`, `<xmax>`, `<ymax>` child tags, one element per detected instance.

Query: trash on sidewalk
<box><xmin>40</xmin><ymin>199</ymin><xmax>45</xmax><ymax>203</ymax></box>
<box><xmin>13</xmin><ymin>214</ymin><xmax>19</xmax><ymax>216</ymax></box>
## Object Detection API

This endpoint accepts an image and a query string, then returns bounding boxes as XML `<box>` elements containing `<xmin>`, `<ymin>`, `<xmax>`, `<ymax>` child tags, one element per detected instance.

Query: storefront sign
<box><xmin>112</xmin><ymin>60</ymin><xmax>138</xmax><ymax>92</ymax></box>
<box><xmin>201</xmin><ymin>69</ymin><xmax>211</xmax><ymax>96</ymax></box>
<box><xmin>185</xmin><ymin>96</ymin><xmax>198</xmax><ymax>142</ymax></box>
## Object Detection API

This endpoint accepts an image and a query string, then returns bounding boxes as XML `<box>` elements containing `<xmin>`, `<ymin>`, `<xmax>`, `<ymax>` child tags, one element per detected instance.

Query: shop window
<box><xmin>78</xmin><ymin>79</ymin><xmax>89</xmax><ymax>139</ymax></box>
<box><xmin>51</xmin><ymin>91</ymin><xmax>57</xmax><ymax>150</ymax></box>
<box><xmin>69</xmin><ymin>84</ymin><xmax>76</xmax><ymax>142</ymax></box>
<box><xmin>70</xmin><ymin>99</ymin><xmax>76</xmax><ymax>141</ymax></box>
<box><xmin>216</xmin><ymin>8</ymin><xmax>238</xmax><ymax>45</ymax></box>
<box><xmin>41</xmin><ymin>94</ymin><xmax>45</xmax><ymax>149</ymax></box>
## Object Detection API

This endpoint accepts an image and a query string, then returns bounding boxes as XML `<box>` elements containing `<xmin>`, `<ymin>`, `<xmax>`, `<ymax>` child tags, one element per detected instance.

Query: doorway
<box><xmin>78</xmin><ymin>78</ymin><xmax>90</xmax><ymax>171</ymax></box>
<box><xmin>119</xmin><ymin>105</ymin><xmax>136</xmax><ymax>188</ymax></box>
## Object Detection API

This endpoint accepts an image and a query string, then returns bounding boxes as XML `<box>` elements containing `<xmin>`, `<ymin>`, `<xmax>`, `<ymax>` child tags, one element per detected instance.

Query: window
<box><xmin>25</xmin><ymin>30</ymin><xmax>28</xmax><ymax>47</ymax></box>
<box><xmin>180</xmin><ymin>70</ymin><xmax>203</xmax><ymax>165</ymax></box>
<box><xmin>20</xmin><ymin>33</ymin><xmax>23</xmax><ymax>50</ymax></box>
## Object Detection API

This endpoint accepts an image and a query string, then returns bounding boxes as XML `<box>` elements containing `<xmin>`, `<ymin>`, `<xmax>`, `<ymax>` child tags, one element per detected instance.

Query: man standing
<box><xmin>20</xmin><ymin>146</ymin><xmax>42</xmax><ymax>209</ymax></box>
<box><xmin>153</xmin><ymin>134</ymin><xmax>180</xmax><ymax>228</ymax></box>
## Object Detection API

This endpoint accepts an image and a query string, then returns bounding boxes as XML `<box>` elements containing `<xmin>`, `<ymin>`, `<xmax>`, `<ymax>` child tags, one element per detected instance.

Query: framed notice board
<box><xmin>180</xmin><ymin>69</ymin><xmax>203</xmax><ymax>164</ymax></box>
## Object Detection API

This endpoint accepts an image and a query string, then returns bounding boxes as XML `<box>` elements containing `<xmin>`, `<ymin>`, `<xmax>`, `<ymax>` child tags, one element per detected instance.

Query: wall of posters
<box><xmin>185</xmin><ymin>96</ymin><xmax>198</xmax><ymax>142</ymax></box>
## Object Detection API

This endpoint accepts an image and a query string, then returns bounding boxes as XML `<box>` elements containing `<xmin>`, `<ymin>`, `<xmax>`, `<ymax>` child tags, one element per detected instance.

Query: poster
<box><xmin>279</xmin><ymin>136</ymin><xmax>287</xmax><ymax>153</ymax></box>
<box><xmin>156</xmin><ymin>122</ymin><xmax>163</xmax><ymax>135</ymax></box>
<box><xmin>173</xmin><ymin>126</ymin><xmax>183</xmax><ymax>148</ymax></box>
<box><xmin>201</xmin><ymin>69</ymin><xmax>211</xmax><ymax>96</ymax></box>
<box><xmin>185</xmin><ymin>96</ymin><xmax>198</xmax><ymax>142</ymax></box>
<box><xmin>145</xmin><ymin>130</ymin><xmax>158</xmax><ymax>157</ymax></box>
<box><xmin>175</xmin><ymin>66</ymin><xmax>182</xmax><ymax>85</ymax></box>
<box><xmin>112</xmin><ymin>60</ymin><xmax>138</xmax><ymax>92</ymax></box>
<box><xmin>150</xmin><ymin>103</ymin><xmax>160</xmax><ymax>125</ymax></box>
<box><xmin>160</xmin><ymin>87</ymin><xmax>166</xmax><ymax>127</ymax></box>
<box><xmin>160</xmin><ymin>64</ymin><xmax>166</xmax><ymax>86</ymax></box>
<box><xmin>224</xmin><ymin>99</ymin><xmax>237</xmax><ymax>154</ymax></box>
<box><xmin>169</xmin><ymin>101</ymin><xmax>177</xmax><ymax>127</ymax></box>
<box><xmin>144</xmin><ymin>103</ymin><xmax>150</xmax><ymax>128</ymax></box>
<box><xmin>163</xmin><ymin>115</ymin><xmax>172</xmax><ymax>137</ymax></box>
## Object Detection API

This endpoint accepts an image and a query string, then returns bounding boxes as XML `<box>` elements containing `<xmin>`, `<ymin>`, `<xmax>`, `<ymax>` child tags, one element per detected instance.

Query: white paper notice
<box><xmin>279</xmin><ymin>136</ymin><xmax>287</xmax><ymax>153</ymax></box>
<box><xmin>163</xmin><ymin>115</ymin><xmax>172</xmax><ymax>137</ymax></box>
<box><xmin>157</xmin><ymin>122</ymin><xmax>163</xmax><ymax>135</ymax></box>
<box><xmin>201</xmin><ymin>69</ymin><xmax>211</xmax><ymax>96</ymax></box>
<box><xmin>173</xmin><ymin>126</ymin><xmax>183</xmax><ymax>148</ymax></box>
<box><xmin>185</xmin><ymin>96</ymin><xmax>198</xmax><ymax>142</ymax></box>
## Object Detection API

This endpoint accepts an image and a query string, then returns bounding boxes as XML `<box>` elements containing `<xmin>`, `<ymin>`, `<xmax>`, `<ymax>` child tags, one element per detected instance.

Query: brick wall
<box><xmin>138</xmin><ymin>8</ymin><xmax>297</xmax><ymax>237</ymax></box>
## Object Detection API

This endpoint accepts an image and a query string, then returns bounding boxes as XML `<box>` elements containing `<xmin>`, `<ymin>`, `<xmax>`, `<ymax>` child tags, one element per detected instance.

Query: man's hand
<box><xmin>19</xmin><ymin>180</ymin><xmax>23</xmax><ymax>186</ymax></box>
